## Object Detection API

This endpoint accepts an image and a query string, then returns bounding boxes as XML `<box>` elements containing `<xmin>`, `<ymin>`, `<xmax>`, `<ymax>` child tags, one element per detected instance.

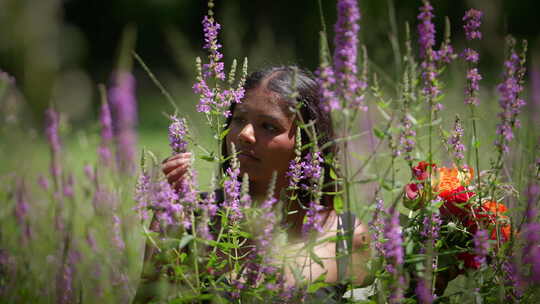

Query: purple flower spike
<box><xmin>416</xmin><ymin>278</ymin><xmax>434</xmax><ymax>304</ymax></box>
<box><xmin>332</xmin><ymin>0</ymin><xmax>367</xmax><ymax>110</ymax></box>
<box><xmin>369</xmin><ymin>198</ymin><xmax>386</xmax><ymax>256</ymax></box>
<box><xmin>448</xmin><ymin>117</ymin><xmax>466</xmax><ymax>160</ymax></box>
<box><xmin>109</xmin><ymin>71</ymin><xmax>138</xmax><ymax>173</ymax></box>
<box><xmin>316</xmin><ymin>66</ymin><xmax>340</xmax><ymax>112</ymax></box>
<box><xmin>98</xmin><ymin>99</ymin><xmax>113</xmax><ymax>165</ymax></box>
<box><xmin>201</xmin><ymin>16</ymin><xmax>225</xmax><ymax>81</ymax></box>
<box><xmin>168</xmin><ymin>116</ymin><xmax>189</xmax><ymax>154</ymax></box>
<box><xmin>473</xmin><ymin>229</ymin><xmax>489</xmax><ymax>266</ymax></box>
<box><xmin>495</xmin><ymin>43</ymin><xmax>526</xmax><ymax>154</ymax></box>
<box><xmin>463</xmin><ymin>9</ymin><xmax>483</xmax><ymax>41</ymax></box>
<box><xmin>417</xmin><ymin>1</ymin><xmax>436</xmax><ymax>59</ymax></box>
<box><xmin>384</xmin><ymin>207</ymin><xmax>404</xmax><ymax>270</ymax></box>
<box><xmin>302</xmin><ymin>201</ymin><xmax>324</xmax><ymax>235</ymax></box>
<box><xmin>224</xmin><ymin>166</ymin><xmax>242</xmax><ymax>221</ymax></box>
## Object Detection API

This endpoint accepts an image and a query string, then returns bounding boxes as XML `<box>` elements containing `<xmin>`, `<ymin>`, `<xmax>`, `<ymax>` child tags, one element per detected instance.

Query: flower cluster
<box><xmin>192</xmin><ymin>5</ymin><xmax>246</xmax><ymax>117</ymax></box>
<box><xmin>168</xmin><ymin>115</ymin><xmax>189</xmax><ymax>154</ymax></box>
<box><xmin>404</xmin><ymin>161</ymin><xmax>512</xmax><ymax>270</ymax></box>
<box><xmin>447</xmin><ymin>117</ymin><xmax>466</xmax><ymax>161</ymax></box>
<box><xmin>463</xmin><ymin>9</ymin><xmax>483</xmax><ymax>41</ymax></box>
<box><xmin>317</xmin><ymin>0</ymin><xmax>366</xmax><ymax>111</ymax></box>
<box><xmin>462</xmin><ymin>8</ymin><xmax>484</xmax><ymax>106</ymax></box>
<box><xmin>495</xmin><ymin>39</ymin><xmax>526</xmax><ymax>154</ymax></box>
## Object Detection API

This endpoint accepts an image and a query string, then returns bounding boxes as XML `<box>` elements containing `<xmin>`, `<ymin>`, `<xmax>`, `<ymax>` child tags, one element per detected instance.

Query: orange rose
<box><xmin>434</xmin><ymin>166</ymin><xmax>474</xmax><ymax>193</ymax></box>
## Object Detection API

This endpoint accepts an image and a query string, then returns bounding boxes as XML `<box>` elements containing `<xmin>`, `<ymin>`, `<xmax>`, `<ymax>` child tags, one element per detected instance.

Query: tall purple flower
<box><xmin>302</xmin><ymin>201</ymin><xmax>324</xmax><ymax>235</ymax></box>
<box><xmin>177</xmin><ymin>170</ymin><xmax>199</xmax><ymax>229</ymax></box>
<box><xmin>302</xmin><ymin>152</ymin><xmax>323</xmax><ymax>183</ymax></box>
<box><xmin>384</xmin><ymin>207</ymin><xmax>404</xmax><ymax>304</ymax></box>
<box><xmin>369</xmin><ymin>198</ymin><xmax>386</xmax><ymax>256</ymax></box>
<box><xmin>201</xmin><ymin>15</ymin><xmax>225</xmax><ymax>81</ymax></box>
<box><xmin>109</xmin><ymin>71</ymin><xmax>138</xmax><ymax>173</ymax></box>
<box><xmin>473</xmin><ymin>229</ymin><xmax>489</xmax><ymax>267</ymax></box>
<box><xmin>98</xmin><ymin>99</ymin><xmax>113</xmax><ymax>165</ymax></box>
<box><xmin>384</xmin><ymin>208</ymin><xmax>404</xmax><ymax>271</ymax></box>
<box><xmin>45</xmin><ymin>108</ymin><xmax>62</xmax><ymax>180</ymax></box>
<box><xmin>462</xmin><ymin>9</ymin><xmax>483</xmax><ymax>106</ymax></box>
<box><xmin>331</xmin><ymin>0</ymin><xmax>367</xmax><ymax>110</ymax></box>
<box><xmin>192</xmin><ymin>9</ymin><xmax>245</xmax><ymax>117</ymax></box>
<box><xmin>463</xmin><ymin>9</ymin><xmax>483</xmax><ymax>41</ymax></box>
<box><xmin>153</xmin><ymin>181</ymin><xmax>181</xmax><ymax>226</ymax></box>
<box><xmin>134</xmin><ymin>172</ymin><xmax>151</xmax><ymax>221</ymax></box>
<box><xmin>168</xmin><ymin>115</ymin><xmax>189</xmax><ymax>154</ymax></box>
<box><xmin>448</xmin><ymin>117</ymin><xmax>465</xmax><ymax>161</ymax></box>
<box><xmin>316</xmin><ymin>66</ymin><xmax>339</xmax><ymax>111</ymax></box>
<box><xmin>398</xmin><ymin>116</ymin><xmax>416</xmax><ymax>162</ymax></box>
<box><xmin>223</xmin><ymin>165</ymin><xmax>242</xmax><ymax>221</ymax></box>
<box><xmin>495</xmin><ymin>39</ymin><xmax>526</xmax><ymax>154</ymax></box>
<box><xmin>415</xmin><ymin>278</ymin><xmax>434</xmax><ymax>304</ymax></box>
<box><xmin>421</xmin><ymin>210</ymin><xmax>441</xmax><ymax>240</ymax></box>
<box><xmin>417</xmin><ymin>1</ymin><xmax>435</xmax><ymax>59</ymax></box>
<box><xmin>522</xmin><ymin>183</ymin><xmax>540</xmax><ymax>283</ymax></box>
<box><xmin>463</xmin><ymin>48</ymin><xmax>479</xmax><ymax>63</ymax></box>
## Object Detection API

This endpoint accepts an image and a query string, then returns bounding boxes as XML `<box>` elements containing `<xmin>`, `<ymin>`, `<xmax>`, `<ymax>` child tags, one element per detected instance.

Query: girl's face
<box><xmin>226</xmin><ymin>87</ymin><xmax>296</xmax><ymax>186</ymax></box>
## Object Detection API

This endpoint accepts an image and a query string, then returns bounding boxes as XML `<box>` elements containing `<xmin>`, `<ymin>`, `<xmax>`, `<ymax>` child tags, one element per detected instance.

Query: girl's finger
<box><xmin>166</xmin><ymin>163</ymin><xmax>189</xmax><ymax>184</ymax></box>
<box><xmin>162</xmin><ymin>154</ymin><xmax>191</xmax><ymax>174</ymax></box>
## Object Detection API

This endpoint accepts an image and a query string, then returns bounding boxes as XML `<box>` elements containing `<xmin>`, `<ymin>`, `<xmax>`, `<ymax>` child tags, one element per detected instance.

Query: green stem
<box><xmin>469</xmin><ymin>106</ymin><xmax>482</xmax><ymax>206</ymax></box>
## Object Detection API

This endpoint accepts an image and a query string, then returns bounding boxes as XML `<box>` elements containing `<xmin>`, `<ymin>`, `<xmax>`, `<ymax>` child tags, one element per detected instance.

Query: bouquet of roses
<box><xmin>401</xmin><ymin>160</ymin><xmax>513</xmax><ymax>295</ymax></box>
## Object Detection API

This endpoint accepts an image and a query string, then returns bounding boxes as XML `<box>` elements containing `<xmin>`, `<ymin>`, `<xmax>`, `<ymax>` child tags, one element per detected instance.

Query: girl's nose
<box><xmin>238</xmin><ymin>123</ymin><xmax>256</xmax><ymax>144</ymax></box>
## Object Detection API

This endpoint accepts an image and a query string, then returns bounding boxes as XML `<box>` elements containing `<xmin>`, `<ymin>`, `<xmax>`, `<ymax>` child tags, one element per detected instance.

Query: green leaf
<box><xmin>200</xmin><ymin>154</ymin><xmax>216</xmax><ymax>162</ymax></box>
<box><xmin>376</xmin><ymin>104</ymin><xmax>391</xmax><ymax>120</ymax></box>
<box><xmin>179</xmin><ymin>234</ymin><xmax>194</xmax><ymax>249</ymax></box>
<box><xmin>307</xmin><ymin>281</ymin><xmax>329</xmax><ymax>293</ymax></box>
<box><xmin>219</xmin><ymin>128</ymin><xmax>230</xmax><ymax>140</ymax></box>
<box><xmin>334</xmin><ymin>195</ymin><xmax>344</xmax><ymax>214</ymax></box>
<box><xmin>373</xmin><ymin>127</ymin><xmax>386</xmax><ymax>140</ymax></box>
<box><xmin>309</xmin><ymin>249</ymin><xmax>324</xmax><ymax>268</ymax></box>
<box><xmin>329</xmin><ymin>168</ymin><xmax>338</xmax><ymax>180</ymax></box>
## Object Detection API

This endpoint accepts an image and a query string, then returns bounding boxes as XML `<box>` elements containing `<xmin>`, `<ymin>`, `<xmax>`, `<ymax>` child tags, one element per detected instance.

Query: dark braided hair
<box><xmin>222</xmin><ymin>66</ymin><xmax>339</xmax><ymax>209</ymax></box>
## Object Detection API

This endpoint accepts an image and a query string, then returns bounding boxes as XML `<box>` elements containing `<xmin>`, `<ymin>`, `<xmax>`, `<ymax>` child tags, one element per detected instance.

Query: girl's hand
<box><xmin>161</xmin><ymin>152</ymin><xmax>192</xmax><ymax>190</ymax></box>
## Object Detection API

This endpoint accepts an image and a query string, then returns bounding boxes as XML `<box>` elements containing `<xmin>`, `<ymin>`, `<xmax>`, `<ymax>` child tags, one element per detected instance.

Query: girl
<box><xmin>140</xmin><ymin>66</ymin><xmax>372</xmax><ymax>303</ymax></box>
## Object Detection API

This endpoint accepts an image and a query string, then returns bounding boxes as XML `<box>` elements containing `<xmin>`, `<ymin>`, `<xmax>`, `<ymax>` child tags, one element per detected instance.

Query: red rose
<box><xmin>403</xmin><ymin>183</ymin><xmax>424</xmax><ymax>210</ymax></box>
<box><xmin>405</xmin><ymin>183</ymin><xmax>420</xmax><ymax>200</ymax></box>
<box><xmin>457</xmin><ymin>252</ymin><xmax>481</xmax><ymax>269</ymax></box>
<box><xmin>439</xmin><ymin>186</ymin><xmax>475</xmax><ymax>218</ymax></box>
<box><xmin>412</xmin><ymin>161</ymin><xmax>436</xmax><ymax>180</ymax></box>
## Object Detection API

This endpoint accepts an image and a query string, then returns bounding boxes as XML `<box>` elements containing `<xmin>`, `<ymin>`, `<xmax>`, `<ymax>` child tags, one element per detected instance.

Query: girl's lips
<box><xmin>238</xmin><ymin>152</ymin><xmax>260</xmax><ymax>161</ymax></box>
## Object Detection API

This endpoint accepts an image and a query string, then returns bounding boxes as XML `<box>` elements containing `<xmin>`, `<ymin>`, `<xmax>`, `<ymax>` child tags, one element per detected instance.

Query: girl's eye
<box><xmin>232</xmin><ymin>116</ymin><xmax>246</xmax><ymax>124</ymax></box>
<box><xmin>262</xmin><ymin>123</ymin><xmax>278</xmax><ymax>132</ymax></box>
